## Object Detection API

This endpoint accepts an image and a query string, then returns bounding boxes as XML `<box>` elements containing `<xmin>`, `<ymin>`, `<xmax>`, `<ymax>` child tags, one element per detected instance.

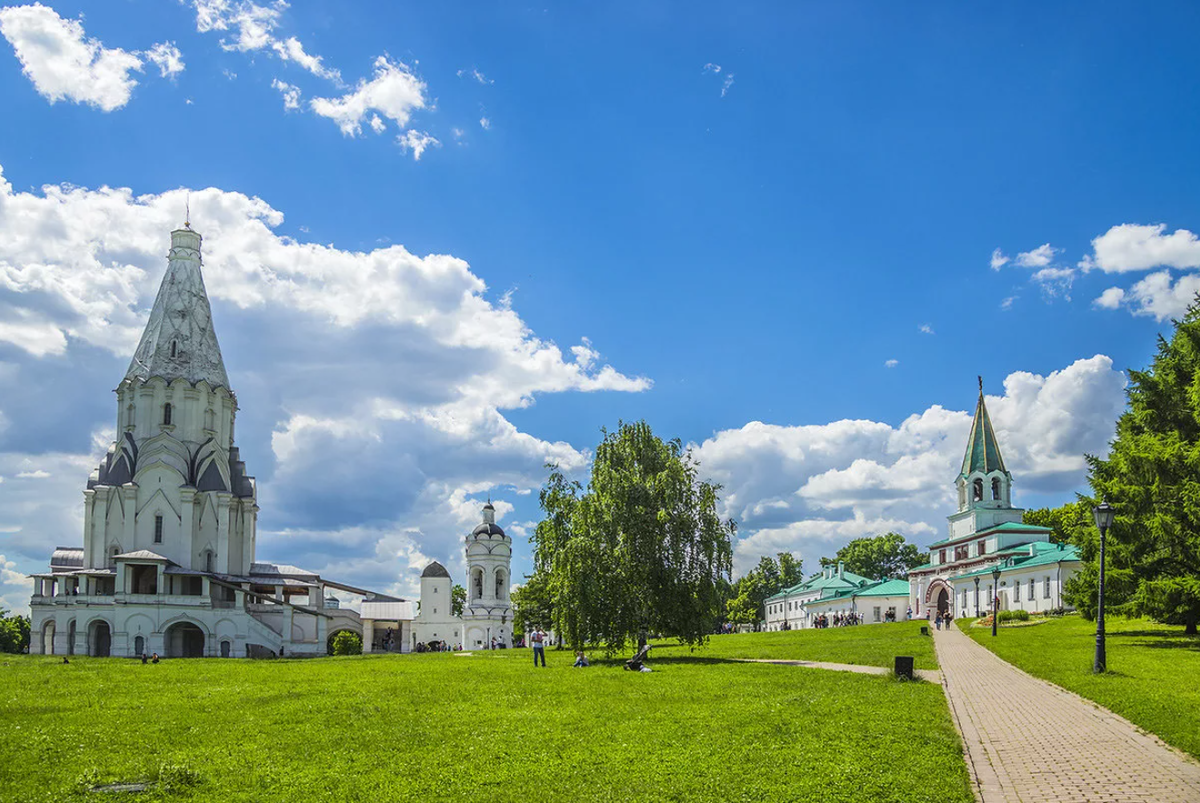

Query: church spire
<box><xmin>960</xmin><ymin>377</ymin><xmax>1006</xmax><ymax>477</ymax></box>
<box><xmin>125</xmin><ymin>225</ymin><xmax>230</xmax><ymax>390</ymax></box>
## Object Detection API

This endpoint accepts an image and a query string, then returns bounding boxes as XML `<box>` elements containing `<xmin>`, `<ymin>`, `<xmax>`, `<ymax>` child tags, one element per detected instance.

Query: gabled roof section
<box><xmin>125</xmin><ymin>226</ymin><xmax>230</xmax><ymax>391</ymax></box>
<box><xmin>961</xmin><ymin>380</ymin><xmax>1006</xmax><ymax>477</ymax></box>
<box><xmin>115</xmin><ymin>549</ymin><xmax>171</xmax><ymax>562</ymax></box>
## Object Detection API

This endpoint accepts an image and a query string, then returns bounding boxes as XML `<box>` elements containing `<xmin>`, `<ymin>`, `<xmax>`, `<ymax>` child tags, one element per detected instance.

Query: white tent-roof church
<box><xmin>28</xmin><ymin>224</ymin><xmax>511</xmax><ymax>657</ymax></box>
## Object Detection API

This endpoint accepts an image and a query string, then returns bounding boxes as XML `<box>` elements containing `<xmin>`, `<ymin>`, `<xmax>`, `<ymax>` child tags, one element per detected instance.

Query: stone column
<box><xmin>180</xmin><ymin>488</ymin><xmax>196</xmax><ymax>568</ymax></box>
<box><xmin>215</xmin><ymin>493</ymin><xmax>232</xmax><ymax>575</ymax></box>
<box><xmin>82</xmin><ymin>489</ymin><xmax>96</xmax><ymax>567</ymax></box>
<box><xmin>362</xmin><ymin>619</ymin><xmax>375</xmax><ymax>654</ymax></box>
<box><xmin>122</xmin><ymin>484</ymin><xmax>137</xmax><ymax>550</ymax></box>
<box><xmin>284</xmin><ymin>605</ymin><xmax>294</xmax><ymax>647</ymax></box>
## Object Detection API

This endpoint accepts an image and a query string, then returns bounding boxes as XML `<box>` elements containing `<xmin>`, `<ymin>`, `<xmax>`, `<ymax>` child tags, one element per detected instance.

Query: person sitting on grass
<box><xmin>574</xmin><ymin>651</ymin><xmax>589</xmax><ymax>668</ymax></box>
<box><xmin>624</xmin><ymin>643</ymin><xmax>652</xmax><ymax>672</ymax></box>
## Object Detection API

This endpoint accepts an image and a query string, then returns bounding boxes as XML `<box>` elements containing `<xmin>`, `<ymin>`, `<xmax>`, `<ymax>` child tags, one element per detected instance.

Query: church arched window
<box><xmin>472</xmin><ymin>568</ymin><xmax>483</xmax><ymax>600</ymax></box>
<box><xmin>154</xmin><ymin>514</ymin><xmax>163</xmax><ymax>544</ymax></box>
<box><xmin>170</xmin><ymin>340</ymin><xmax>178</xmax><ymax>358</ymax></box>
<box><xmin>495</xmin><ymin>569</ymin><xmax>506</xmax><ymax>600</ymax></box>
<box><xmin>991</xmin><ymin>477</ymin><xmax>1001</xmax><ymax>500</ymax></box>
<box><xmin>972</xmin><ymin>478</ymin><xmax>983</xmax><ymax>501</ymax></box>
<box><xmin>163</xmin><ymin>403</ymin><xmax>172</xmax><ymax>426</ymax></box>
<box><xmin>108</xmin><ymin>545</ymin><xmax>120</xmax><ymax>568</ymax></box>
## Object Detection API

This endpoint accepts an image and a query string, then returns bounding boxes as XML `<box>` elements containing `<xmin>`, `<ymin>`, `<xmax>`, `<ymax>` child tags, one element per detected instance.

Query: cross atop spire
<box><xmin>960</xmin><ymin>377</ymin><xmax>1006</xmax><ymax>477</ymax></box>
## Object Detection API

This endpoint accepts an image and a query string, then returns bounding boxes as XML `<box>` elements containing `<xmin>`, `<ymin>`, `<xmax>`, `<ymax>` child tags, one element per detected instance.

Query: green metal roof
<box><xmin>956</xmin><ymin>543</ymin><xmax>1080</xmax><ymax>580</ymax></box>
<box><xmin>927</xmin><ymin>521</ymin><xmax>1053</xmax><ymax>548</ymax></box>
<box><xmin>961</xmin><ymin>385</ymin><xmax>1007</xmax><ymax>477</ymax></box>
<box><xmin>817</xmin><ymin>578</ymin><xmax>912</xmax><ymax>604</ymax></box>
<box><xmin>765</xmin><ymin>568</ymin><xmax>875</xmax><ymax>601</ymax></box>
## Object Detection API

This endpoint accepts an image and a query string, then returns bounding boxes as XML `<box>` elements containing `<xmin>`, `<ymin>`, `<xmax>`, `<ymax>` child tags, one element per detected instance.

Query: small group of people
<box><xmin>933</xmin><ymin>610</ymin><xmax>954</xmax><ymax>630</ymax></box>
<box><xmin>812</xmin><ymin>612</ymin><xmax>861</xmax><ymax>628</ymax></box>
<box><xmin>488</xmin><ymin>637</ymin><xmax>508</xmax><ymax>650</ymax></box>
<box><xmin>414</xmin><ymin>640</ymin><xmax>457</xmax><ymax>653</ymax></box>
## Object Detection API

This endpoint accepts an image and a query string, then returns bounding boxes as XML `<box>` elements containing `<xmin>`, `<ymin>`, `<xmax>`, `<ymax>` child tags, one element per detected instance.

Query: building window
<box><xmin>163</xmin><ymin>403</ymin><xmax>172</xmax><ymax>426</ymax></box>
<box><xmin>973</xmin><ymin>478</ymin><xmax>983</xmax><ymax>501</ymax></box>
<box><xmin>1028</xmin><ymin>579</ymin><xmax>1035</xmax><ymax>601</ymax></box>
<box><xmin>939</xmin><ymin>549</ymin><xmax>946</xmax><ymax>564</ymax></box>
<box><xmin>977</xmin><ymin>540</ymin><xmax>986</xmax><ymax>556</ymax></box>
<box><xmin>873</xmin><ymin>606</ymin><xmax>881</xmax><ymax>623</ymax></box>
<box><xmin>109</xmin><ymin>545</ymin><xmax>119</xmax><ymax>567</ymax></box>
<box><xmin>1044</xmin><ymin>577</ymin><xmax>1051</xmax><ymax>599</ymax></box>
<box><xmin>154</xmin><ymin>514</ymin><xmax>163</xmax><ymax>544</ymax></box>
<box><xmin>205</xmin><ymin>551</ymin><xmax>215</xmax><ymax>573</ymax></box>
<box><xmin>992</xmin><ymin>477</ymin><xmax>1001</xmax><ymax>500</ymax></box>
<box><xmin>170</xmin><ymin>340</ymin><xmax>178</xmax><ymax>358</ymax></box>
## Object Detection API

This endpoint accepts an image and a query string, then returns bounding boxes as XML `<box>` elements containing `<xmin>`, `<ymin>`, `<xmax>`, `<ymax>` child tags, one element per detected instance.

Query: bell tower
<box><xmin>460</xmin><ymin>501</ymin><xmax>513</xmax><ymax>649</ymax></box>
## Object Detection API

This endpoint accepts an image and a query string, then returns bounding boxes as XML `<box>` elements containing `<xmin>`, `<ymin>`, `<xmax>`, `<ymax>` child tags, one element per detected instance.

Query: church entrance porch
<box><xmin>165</xmin><ymin>622</ymin><xmax>205</xmax><ymax>657</ymax></box>
<box><xmin>88</xmin><ymin>620</ymin><xmax>111</xmax><ymax>657</ymax></box>
<box><xmin>936</xmin><ymin>588</ymin><xmax>950</xmax><ymax>617</ymax></box>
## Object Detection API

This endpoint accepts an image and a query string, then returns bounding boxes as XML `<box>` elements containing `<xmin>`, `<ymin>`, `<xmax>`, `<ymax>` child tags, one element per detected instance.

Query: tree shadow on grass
<box><xmin>590</xmin><ymin>655</ymin><xmax>744</xmax><ymax>669</ymax></box>
<box><xmin>1124</xmin><ymin>639</ymin><xmax>1200</xmax><ymax>652</ymax></box>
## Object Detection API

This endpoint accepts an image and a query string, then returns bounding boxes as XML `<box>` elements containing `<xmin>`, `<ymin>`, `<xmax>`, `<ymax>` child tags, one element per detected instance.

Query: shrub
<box><xmin>330</xmin><ymin>630</ymin><xmax>363</xmax><ymax>656</ymax></box>
<box><xmin>997</xmin><ymin>609</ymin><xmax>1030</xmax><ymax>623</ymax></box>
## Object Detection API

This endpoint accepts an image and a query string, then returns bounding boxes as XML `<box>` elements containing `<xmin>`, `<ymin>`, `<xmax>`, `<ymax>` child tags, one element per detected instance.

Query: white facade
<box><xmin>907</xmin><ymin>382</ymin><xmax>1081</xmax><ymax>620</ymax></box>
<box><xmin>411</xmin><ymin>561</ymin><xmax>462</xmax><ymax>648</ymax></box>
<box><xmin>461</xmin><ymin>503</ymin><xmax>513</xmax><ymax>648</ymax></box>
<box><xmin>28</xmin><ymin>225</ymin><xmax>400</xmax><ymax>658</ymax></box>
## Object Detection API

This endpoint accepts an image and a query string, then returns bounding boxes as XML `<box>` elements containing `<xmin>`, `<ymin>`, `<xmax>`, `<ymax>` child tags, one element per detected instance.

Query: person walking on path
<box><xmin>531</xmin><ymin>628</ymin><xmax>546</xmax><ymax>667</ymax></box>
<box><xmin>935</xmin><ymin>613</ymin><xmax>943</xmax><ymax>631</ymax></box>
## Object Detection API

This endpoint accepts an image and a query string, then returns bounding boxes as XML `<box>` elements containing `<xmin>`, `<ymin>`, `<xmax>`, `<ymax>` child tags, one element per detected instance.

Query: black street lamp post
<box><xmin>1092</xmin><ymin>500</ymin><xmax>1116</xmax><ymax>674</ymax></box>
<box><xmin>991</xmin><ymin>566</ymin><xmax>1001</xmax><ymax>637</ymax></box>
<box><xmin>973</xmin><ymin>576</ymin><xmax>980</xmax><ymax>617</ymax></box>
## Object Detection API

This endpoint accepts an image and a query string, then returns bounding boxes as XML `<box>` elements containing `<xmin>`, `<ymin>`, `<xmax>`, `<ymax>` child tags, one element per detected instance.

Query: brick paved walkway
<box><xmin>935</xmin><ymin>625</ymin><xmax>1200</xmax><ymax>803</ymax></box>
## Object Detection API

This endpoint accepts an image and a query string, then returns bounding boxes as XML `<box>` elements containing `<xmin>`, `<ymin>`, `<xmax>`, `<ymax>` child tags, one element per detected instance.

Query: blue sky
<box><xmin>2</xmin><ymin>1</ymin><xmax>1200</xmax><ymax>611</ymax></box>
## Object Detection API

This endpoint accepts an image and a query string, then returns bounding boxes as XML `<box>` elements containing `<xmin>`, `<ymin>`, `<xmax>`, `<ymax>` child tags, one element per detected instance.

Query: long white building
<box><xmin>28</xmin><ymin>224</ymin><xmax>399</xmax><ymax>658</ymax></box>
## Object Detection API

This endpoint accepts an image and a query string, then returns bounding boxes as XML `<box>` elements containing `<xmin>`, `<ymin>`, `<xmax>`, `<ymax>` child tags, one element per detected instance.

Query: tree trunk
<box><xmin>1186</xmin><ymin>614</ymin><xmax>1197</xmax><ymax>636</ymax></box>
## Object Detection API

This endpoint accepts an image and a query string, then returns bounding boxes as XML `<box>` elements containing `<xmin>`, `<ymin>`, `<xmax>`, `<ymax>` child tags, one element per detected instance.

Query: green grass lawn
<box><xmin>0</xmin><ymin>632</ymin><xmax>970</xmax><ymax>802</ymax></box>
<box><xmin>963</xmin><ymin>614</ymin><xmax>1200</xmax><ymax>759</ymax></box>
<box><xmin>652</xmin><ymin>620</ymin><xmax>938</xmax><ymax>670</ymax></box>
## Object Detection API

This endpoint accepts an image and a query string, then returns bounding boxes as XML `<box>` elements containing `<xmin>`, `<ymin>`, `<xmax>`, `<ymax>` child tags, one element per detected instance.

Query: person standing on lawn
<box><xmin>531</xmin><ymin>628</ymin><xmax>546</xmax><ymax>667</ymax></box>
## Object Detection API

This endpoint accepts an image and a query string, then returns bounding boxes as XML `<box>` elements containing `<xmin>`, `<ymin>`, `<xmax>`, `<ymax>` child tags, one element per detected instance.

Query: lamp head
<box><xmin>1093</xmin><ymin>499</ymin><xmax>1116</xmax><ymax>531</ymax></box>
<box><xmin>991</xmin><ymin>565</ymin><xmax>1002</xmax><ymax>582</ymax></box>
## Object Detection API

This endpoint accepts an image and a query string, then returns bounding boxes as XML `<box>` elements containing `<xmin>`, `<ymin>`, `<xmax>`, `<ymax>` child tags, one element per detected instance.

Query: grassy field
<box><xmin>963</xmin><ymin>614</ymin><xmax>1200</xmax><ymax>759</ymax></box>
<box><xmin>653</xmin><ymin>620</ymin><xmax>937</xmax><ymax>670</ymax></box>
<box><xmin>0</xmin><ymin>628</ymin><xmax>970</xmax><ymax>803</ymax></box>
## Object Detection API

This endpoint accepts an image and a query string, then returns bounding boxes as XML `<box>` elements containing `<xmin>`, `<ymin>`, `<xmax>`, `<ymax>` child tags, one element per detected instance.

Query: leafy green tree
<box><xmin>1068</xmin><ymin>303</ymin><xmax>1200</xmax><ymax>634</ymax></box>
<box><xmin>532</xmin><ymin>421</ymin><xmax>736</xmax><ymax>653</ymax></box>
<box><xmin>725</xmin><ymin>572</ymin><xmax>764</xmax><ymax>625</ymax></box>
<box><xmin>330</xmin><ymin>630</ymin><xmax>362</xmax><ymax>656</ymax></box>
<box><xmin>0</xmin><ymin>610</ymin><xmax>30</xmax><ymax>654</ymax></box>
<box><xmin>724</xmin><ymin>552</ymin><xmax>803</xmax><ymax>627</ymax></box>
<box><xmin>777</xmin><ymin>552</ymin><xmax>803</xmax><ymax>588</ymax></box>
<box><xmin>819</xmin><ymin>533</ymin><xmax>923</xmax><ymax>579</ymax></box>
<box><xmin>451</xmin><ymin>584</ymin><xmax>466</xmax><ymax>617</ymax></box>
<box><xmin>511</xmin><ymin>571</ymin><xmax>555</xmax><ymax>635</ymax></box>
<box><xmin>1024</xmin><ymin>502</ymin><xmax>1092</xmax><ymax>545</ymax></box>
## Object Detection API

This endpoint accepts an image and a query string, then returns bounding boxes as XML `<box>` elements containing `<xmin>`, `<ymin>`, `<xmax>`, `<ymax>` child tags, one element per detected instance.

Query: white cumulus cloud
<box><xmin>0</xmin><ymin>3</ymin><xmax>145</xmax><ymax>111</ymax></box>
<box><xmin>1082</xmin><ymin>224</ymin><xmax>1200</xmax><ymax>274</ymax></box>
<box><xmin>310</xmin><ymin>56</ymin><xmax>427</xmax><ymax>136</ymax></box>
<box><xmin>271</xmin><ymin>78</ymin><xmax>301</xmax><ymax>110</ymax></box>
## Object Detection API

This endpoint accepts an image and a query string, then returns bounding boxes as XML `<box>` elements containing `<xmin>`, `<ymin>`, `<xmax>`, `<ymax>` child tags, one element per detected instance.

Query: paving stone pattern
<box><xmin>935</xmin><ymin>625</ymin><xmax>1200</xmax><ymax>803</ymax></box>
